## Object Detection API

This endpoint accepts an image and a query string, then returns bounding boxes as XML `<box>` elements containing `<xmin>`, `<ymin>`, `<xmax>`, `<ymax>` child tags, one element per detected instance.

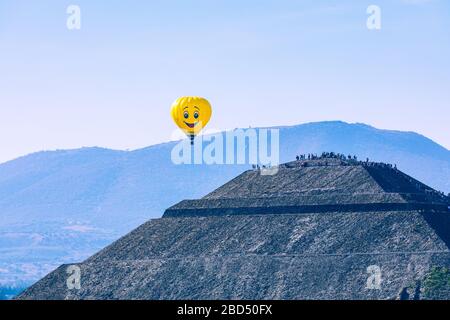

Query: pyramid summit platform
<box><xmin>17</xmin><ymin>155</ymin><xmax>450</xmax><ymax>300</ymax></box>
<box><xmin>165</xmin><ymin>157</ymin><xmax>449</xmax><ymax>217</ymax></box>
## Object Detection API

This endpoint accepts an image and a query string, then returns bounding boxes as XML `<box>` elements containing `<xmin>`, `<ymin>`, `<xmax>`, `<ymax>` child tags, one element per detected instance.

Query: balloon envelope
<box><xmin>171</xmin><ymin>96</ymin><xmax>212</xmax><ymax>141</ymax></box>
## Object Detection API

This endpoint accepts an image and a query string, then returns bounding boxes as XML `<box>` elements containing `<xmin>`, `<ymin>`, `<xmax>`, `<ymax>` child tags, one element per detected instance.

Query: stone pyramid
<box><xmin>18</xmin><ymin>156</ymin><xmax>450</xmax><ymax>300</ymax></box>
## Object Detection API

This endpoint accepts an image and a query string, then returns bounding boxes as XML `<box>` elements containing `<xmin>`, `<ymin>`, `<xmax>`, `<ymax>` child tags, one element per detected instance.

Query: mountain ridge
<box><xmin>2</xmin><ymin>120</ymin><xmax>448</xmax><ymax>165</ymax></box>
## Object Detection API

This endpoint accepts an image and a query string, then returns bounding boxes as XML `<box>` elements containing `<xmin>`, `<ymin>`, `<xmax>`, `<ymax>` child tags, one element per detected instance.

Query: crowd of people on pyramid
<box><xmin>293</xmin><ymin>152</ymin><xmax>449</xmax><ymax>199</ymax></box>
<box><xmin>248</xmin><ymin>152</ymin><xmax>448</xmax><ymax>200</ymax></box>
<box><xmin>296</xmin><ymin>152</ymin><xmax>358</xmax><ymax>162</ymax></box>
<box><xmin>295</xmin><ymin>152</ymin><xmax>397</xmax><ymax>167</ymax></box>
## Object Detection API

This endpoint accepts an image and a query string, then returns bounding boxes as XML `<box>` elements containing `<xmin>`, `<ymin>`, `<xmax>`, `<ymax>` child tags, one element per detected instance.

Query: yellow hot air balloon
<box><xmin>171</xmin><ymin>96</ymin><xmax>212</xmax><ymax>144</ymax></box>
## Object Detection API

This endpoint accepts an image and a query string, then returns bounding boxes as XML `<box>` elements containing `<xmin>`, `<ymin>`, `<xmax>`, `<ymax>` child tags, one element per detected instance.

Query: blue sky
<box><xmin>0</xmin><ymin>0</ymin><xmax>449</xmax><ymax>163</ymax></box>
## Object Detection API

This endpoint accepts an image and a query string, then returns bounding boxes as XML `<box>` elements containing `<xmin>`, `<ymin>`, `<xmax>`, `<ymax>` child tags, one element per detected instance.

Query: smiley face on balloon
<box><xmin>171</xmin><ymin>96</ymin><xmax>212</xmax><ymax>144</ymax></box>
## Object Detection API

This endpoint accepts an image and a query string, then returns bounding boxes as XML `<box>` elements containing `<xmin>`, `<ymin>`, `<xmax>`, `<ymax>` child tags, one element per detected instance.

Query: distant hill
<box><xmin>0</xmin><ymin>121</ymin><xmax>449</xmax><ymax>286</ymax></box>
